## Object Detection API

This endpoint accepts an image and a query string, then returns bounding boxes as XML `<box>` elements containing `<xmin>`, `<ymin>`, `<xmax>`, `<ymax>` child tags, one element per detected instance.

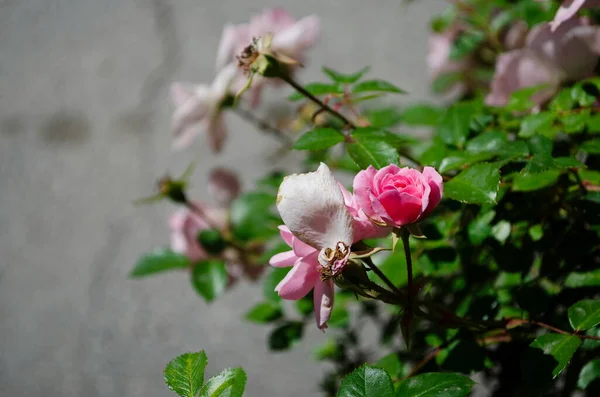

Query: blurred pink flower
<box><xmin>486</xmin><ymin>18</ymin><xmax>600</xmax><ymax>107</ymax></box>
<box><xmin>170</xmin><ymin>63</ymin><xmax>238</xmax><ymax>152</ymax></box>
<box><xmin>216</xmin><ymin>8</ymin><xmax>319</xmax><ymax>107</ymax></box>
<box><xmin>208</xmin><ymin>167</ymin><xmax>241</xmax><ymax>207</ymax></box>
<box><xmin>550</xmin><ymin>0</ymin><xmax>600</xmax><ymax>31</ymax></box>
<box><xmin>169</xmin><ymin>202</ymin><xmax>227</xmax><ymax>262</ymax></box>
<box><xmin>427</xmin><ymin>27</ymin><xmax>471</xmax><ymax>97</ymax></box>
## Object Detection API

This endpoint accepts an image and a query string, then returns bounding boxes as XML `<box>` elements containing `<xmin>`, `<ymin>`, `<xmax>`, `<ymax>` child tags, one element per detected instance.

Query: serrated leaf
<box><xmin>164</xmin><ymin>351</ymin><xmax>208</xmax><ymax>397</ymax></box>
<box><xmin>530</xmin><ymin>334</ymin><xmax>582</xmax><ymax>377</ymax></box>
<box><xmin>336</xmin><ymin>365</ymin><xmax>394</xmax><ymax>397</ymax></box>
<box><xmin>465</xmin><ymin>130</ymin><xmax>507</xmax><ymax>153</ymax></box>
<box><xmin>130</xmin><ymin>248</ymin><xmax>190</xmax><ymax>278</ymax></box>
<box><xmin>553</xmin><ymin>157</ymin><xmax>585</xmax><ymax>169</ymax></box>
<box><xmin>352</xmin><ymin>127</ymin><xmax>416</xmax><ymax>147</ymax></box>
<box><xmin>190</xmin><ymin>260</ymin><xmax>228</xmax><ymax>302</ymax></box>
<box><xmin>445</xmin><ymin>163</ymin><xmax>500</xmax><ymax>204</ymax></box>
<box><xmin>578</xmin><ymin>359</ymin><xmax>600</xmax><ymax>389</ymax></box>
<box><xmin>268</xmin><ymin>321</ymin><xmax>303</xmax><ymax>351</ymax></box>
<box><xmin>565</xmin><ymin>269</ymin><xmax>600</xmax><ymax>288</ymax></box>
<box><xmin>561</xmin><ymin>110</ymin><xmax>591</xmax><ymax>134</ymax></box>
<box><xmin>518</xmin><ymin>112</ymin><xmax>556</xmax><ymax>138</ymax></box>
<box><xmin>571</xmin><ymin>84</ymin><xmax>597</xmax><ymax>107</ymax></box>
<box><xmin>199</xmin><ymin>367</ymin><xmax>246</xmax><ymax>397</ymax></box>
<box><xmin>512</xmin><ymin>170</ymin><xmax>560</xmax><ymax>192</ymax></box>
<box><xmin>323</xmin><ymin>66</ymin><xmax>369</xmax><ymax>84</ymax></box>
<box><xmin>568</xmin><ymin>300</ymin><xmax>600</xmax><ymax>331</ymax></box>
<box><xmin>366</xmin><ymin>107</ymin><xmax>404</xmax><ymax>128</ymax></box>
<box><xmin>352</xmin><ymin>79</ymin><xmax>406</xmax><ymax>94</ymax></box>
<box><xmin>581</xmin><ymin>138</ymin><xmax>600</xmax><ymax>154</ymax></box>
<box><xmin>287</xmin><ymin>82</ymin><xmax>343</xmax><ymax>101</ymax></box>
<box><xmin>347</xmin><ymin>138</ymin><xmax>399</xmax><ymax>169</ymax></box>
<box><xmin>398</xmin><ymin>103</ymin><xmax>444</xmax><ymax>126</ymax></box>
<box><xmin>395</xmin><ymin>372</ymin><xmax>475</xmax><ymax>397</ymax></box>
<box><xmin>468</xmin><ymin>210</ymin><xmax>496</xmax><ymax>245</ymax></box>
<box><xmin>438</xmin><ymin>103</ymin><xmax>472</xmax><ymax>148</ymax></box>
<box><xmin>374</xmin><ymin>353</ymin><xmax>404</xmax><ymax>380</ymax></box>
<box><xmin>293</xmin><ymin>128</ymin><xmax>345</xmax><ymax>150</ymax></box>
<box><xmin>245</xmin><ymin>301</ymin><xmax>282</xmax><ymax>324</ymax></box>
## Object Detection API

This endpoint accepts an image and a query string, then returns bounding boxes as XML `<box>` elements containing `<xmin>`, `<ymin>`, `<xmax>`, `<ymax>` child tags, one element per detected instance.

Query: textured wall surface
<box><xmin>0</xmin><ymin>1</ymin><xmax>446</xmax><ymax>396</ymax></box>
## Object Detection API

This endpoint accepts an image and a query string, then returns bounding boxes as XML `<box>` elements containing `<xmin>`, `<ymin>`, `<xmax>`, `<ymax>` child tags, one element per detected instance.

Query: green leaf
<box><xmin>245</xmin><ymin>301</ymin><xmax>282</xmax><ymax>324</ymax></box>
<box><xmin>293</xmin><ymin>128</ymin><xmax>345</xmax><ymax>150</ymax></box>
<box><xmin>190</xmin><ymin>260</ymin><xmax>228</xmax><ymax>302</ymax></box>
<box><xmin>491</xmin><ymin>220</ymin><xmax>511</xmax><ymax>244</ymax></box>
<box><xmin>199</xmin><ymin>367</ymin><xmax>246</xmax><ymax>397</ymax></box>
<box><xmin>512</xmin><ymin>170</ymin><xmax>560</xmax><ymax>192</ymax></box>
<box><xmin>164</xmin><ymin>351</ymin><xmax>208</xmax><ymax>397</ymax></box>
<box><xmin>374</xmin><ymin>353</ymin><xmax>404</xmax><ymax>380</ymax></box>
<box><xmin>549</xmin><ymin>88</ymin><xmax>576</xmax><ymax>112</ymax></box>
<box><xmin>314</xmin><ymin>338</ymin><xmax>342</xmax><ymax>361</ymax></box>
<box><xmin>528</xmin><ymin>224</ymin><xmax>544</xmax><ymax>241</ymax></box>
<box><xmin>366</xmin><ymin>107</ymin><xmax>404</xmax><ymax>128</ymax></box>
<box><xmin>568</xmin><ymin>300</ymin><xmax>600</xmax><ymax>331</ymax></box>
<box><xmin>348</xmin><ymin>137</ymin><xmax>399</xmax><ymax>169</ymax></box>
<box><xmin>352</xmin><ymin>79</ymin><xmax>406</xmax><ymax>94</ymax></box>
<box><xmin>571</xmin><ymin>83</ymin><xmax>597</xmax><ymax>107</ymax></box>
<box><xmin>465</xmin><ymin>130</ymin><xmax>506</xmax><ymax>153</ymax></box>
<box><xmin>352</xmin><ymin>127</ymin><xmax>416</xmax><ymax>147</ymax></box>
<box><xmin>198</xmin><ymin>229</ymin><xmax>227</xmax><ymax>255</ymax></box>
<box><xmin>323</xmin><ymin>66</ymin><xmax>369</xmax><ymax>84</ymax></box>
<box><xmin>581</xmin><ymin>138</ymin><xmax>600</xmax><ymax>154</ymax></box>
<box><xmin>230</xmin><ymin>192</ymin><xmax>278</xmax><ymax>241</ymax></box>
<box><xmin>438</xmin><ymin>103</ymin><xmax>472</xmax><ymax>148</ymax></box>
<box><xmin>468</xmin><ymin>210</ymin><xmax>496</xmax><ymax>245</ymax></box>
<box><xmin>445</xmin><ymin>163</ymin><xmax>501</xmax><ymax>204</ymax></box>
<box><xmin>268</xmin><ymin>321</ymin><xmax>303</xmax><ymax>351</ymax></box>
<box><xmin>529</xmin><ymin>135</ymin><xmax>553</xmax><ymax>156</ymax></box>
<box><xmin>518</xmin><ymin>112</ymin><xmax>556</xmax><ymax>138</ymax></box>
<box><xmin>582</xmin><ymin>328</ymin><xmax>600</xmax><ymax>350</ymax></box>
<box><xmin>130</xmin><ymin>248</ymin><xmax>190</xmax><ymax>278</ymax></box>
<box><xmin>287</xmin><ymin>82</ymin><xmax>343</xmax><ymax>101</ymax></box>
<box><xmin>579</xmin><ymin>359</ymin><xmax>600</xmax><ymax>390</ymax></box>
<box><xmin>395</xmin><ymin>372</ymin><xmax>475</xmax><ymax>397</ymax></box>
<box><xmin>565</xmin><ymin>269</ymin><xmax>600</xmax><ymax>288</ymax></box>
<box><xmin>507</xmin><ymin>85</ymin><xmax>548</xmax><ymax>112</ymax></box>
<box><xmin>553</xmin><ymin>157</ymin><xmax>585</xmax><ymax>169</ymax></box>
<box><xmin>530</xmin><ymin>334</ymin><xmax>582</xmax><ymax>377</ymax></box>
<box><xmin>432</xmin><ymin>71</ymin><xmax>463</xmax><ymax>94</ymax></box>
<box><xmin>450</xmin><ymin>30</ymin><xmax>485</xmax><ymax>60</ymax></box>
<box><xmin>586</xmin><ymin>113</ymin><xmax>600</xmax><ymax>133</ymax></box>
<box><xmin>336</xmin><ymin>365</ymin><xmax>394</xmax><ymax>397</ymax></box>
<box><xmin>263</xmin><ymin>267</ymin><xmax>289</xmax><ymax>302</ymax></box>
<box><xmin>399</xmin><ymin>103</ymin><xmax>444</xmax><ymax>126</ymax></box>
<box><xmin>561</xmin><ymin>110</ymin><xmax>590</xmax><ymax>134</ymax></box>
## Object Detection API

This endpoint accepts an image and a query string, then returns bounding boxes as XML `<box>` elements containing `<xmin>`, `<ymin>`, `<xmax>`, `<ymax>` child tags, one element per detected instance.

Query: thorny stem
<box><xmin>509</xmin><ymin>319</ymin><xmax>600</xmax><ymax>341</ymax></box>
<box><xmin>233</xmin><ymin>107</ymin><xmax>293</xmax><ymax>145</ymax></box>
<box><xmin>280</xmin><ymin>74</ymin><xmax>356</xmax><ymax>130</ymax></box>
<box><xmin>362</xmin><ymin>256</ymin><xmax>404</xmax><ymax>297</ymax></box>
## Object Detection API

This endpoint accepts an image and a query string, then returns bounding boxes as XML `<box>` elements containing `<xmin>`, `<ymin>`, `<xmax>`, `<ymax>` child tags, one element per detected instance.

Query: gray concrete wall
<box><xmin>0</xmin><ymin>1</ymin><xmax>445</xmax><ymax>396</ymax></box>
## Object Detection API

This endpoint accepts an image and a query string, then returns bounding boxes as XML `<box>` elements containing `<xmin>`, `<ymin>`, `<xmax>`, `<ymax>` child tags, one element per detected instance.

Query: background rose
<box><xmin>353</xmin><ymin>165</ymin><xmax>443</xmax><ymax>228</ymax></box>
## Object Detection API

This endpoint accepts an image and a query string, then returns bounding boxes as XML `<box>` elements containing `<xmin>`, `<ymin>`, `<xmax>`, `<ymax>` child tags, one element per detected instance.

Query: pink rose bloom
<box><xmin>353</xmin><ymin>165</ymin><xmax>443</xmax><ymax>228</ymax></box>
<box><xmin>169</xmin><ymin>202</ymin><xmax>227</xmax><ymax>262</ymax></box>
<box><xmin>170</xmin><ymin>63</ymin><xmax>239</xmax><ymax>152</ymax></box>
<box><xmin>270</xmin><ymin>163</ymin><xmax>388</xmax><ymax>329</ymax></box>
<box><xmin>216</xmin><ymin>8</ymin><xmax>319</xmax><ymax>107</ymax></box>
<box><xmin>486</xmin><ymin>18</ymin><xmax>600</xmax><ymax>107</ymax></box>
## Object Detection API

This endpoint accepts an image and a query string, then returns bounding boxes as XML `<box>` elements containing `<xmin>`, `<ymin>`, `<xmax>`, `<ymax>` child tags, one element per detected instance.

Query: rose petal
<box><xmin>378</xmin><ymin>190</ymin><xmax>423</xmax><ymax>226</ymax></box>
<box><xmin>275</xmin><ymin>254</ymin><xmax>320</xmax><ymax>300</ymax></box>
<box><xmin>422</xmin><ymin>166</ymin><xmax>443</xmax><ymax>216</ymax></box>
<box><xmin>277</xmin><ymin>163</ymin><xmax>353</xmax><ymax>249</ymax></box>
<box><xmin>216</xmin><ymin>24</ymin><xmax>239</xmax><ymax>70</ymax></box>
<box><xmin>278</xmin><ymin>225</ymin><xmax>294</xmax><ymax>246</ymax></box>
<box><xmin>269</xmin><ymin>250</ymin><xmax>298</xmax><ymax>268</ymax></box>
<box><xmin>273</xmin><ymin>15</ymin><xmax>320</xmax><ymax>54</ymax></box>
<box><xmin>313</xmin><ymin>279</ymin><xmax>334</xmax><ymax>330</ymax></box>
<box><xmin>206</xmin><ymin>114</ymin><xmax>227</xmax><ymax>153</ymax></box>
<box><xmin>353</xmin><ymin>166</ymin><xmax>380</xmax><ymax>222</ymax></box>
<box><xmin>292</xmin><ymin>236</ymin><xmax>317</xmax><ymax>258</ymax></box>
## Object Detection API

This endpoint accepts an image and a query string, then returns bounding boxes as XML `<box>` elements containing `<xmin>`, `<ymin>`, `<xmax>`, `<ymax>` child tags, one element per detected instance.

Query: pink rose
<box><xmin>353</xmin><ymin>165</ymin><xmax>443</xmax><ymax>228</ymax></box>
<box><xmin>169</xmin><ymin>202</ymin><xmax>227</xmax><ymax>262</ymax></box>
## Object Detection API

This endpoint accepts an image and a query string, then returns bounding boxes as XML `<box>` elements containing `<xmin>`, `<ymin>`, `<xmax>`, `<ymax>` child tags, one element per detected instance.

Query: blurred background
<box><xmin>0</xmin><ymin>0</ymin><xmax>446</xmax><ymax>396</ymax></box>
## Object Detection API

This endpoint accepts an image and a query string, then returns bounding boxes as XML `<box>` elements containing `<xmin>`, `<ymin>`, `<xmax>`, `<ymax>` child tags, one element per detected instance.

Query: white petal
<box><xmin>211</xmin><ymin>63</ymin><xmax>239</xmax><ymax>97</ymax></box>
<box><xmin>272</xmin><ymin>15</ymin><xmax>319</xmax><ymax>53</ymax></box>
<box><xmin>276</xmin><ymin>163</ymin><xmax>353</xmax><ymax>250</ymax></box>
<box><xmin>216</xmin><ymin>24</ymin><xmax>239</xmax><ymax>71</ymax></box>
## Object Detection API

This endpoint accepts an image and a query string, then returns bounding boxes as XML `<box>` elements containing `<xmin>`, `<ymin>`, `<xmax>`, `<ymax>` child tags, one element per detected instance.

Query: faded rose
<box><xmin>353</xmin><ymin>165</ymin><xmax>443</xmax><ymax>228</ymax></box>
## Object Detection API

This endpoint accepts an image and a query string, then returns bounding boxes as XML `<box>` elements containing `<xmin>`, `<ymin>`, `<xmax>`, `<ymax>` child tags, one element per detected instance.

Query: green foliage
<box><xmin>245</xmin><ymin>301</ymin><xmax>283</xmax><ymax>324</ymax></box>
<box><xmin>191</xmin><ymin>260</ymin><xmax>228</xmax><ymax>302</ymax></box>
<box><xmin>395</xmin><ymin>373</ymin><xmax>475</xmax><ymax>397</ymax></box>
<box><xmin>322</xmin><ymin>66</ymin><xmax>370</xmax><ymax>84</ymax></box>
<box><xmin>294</xmin><ymin>128</ymin><xmax>346</xmax><ymax>150</ymax></box>
<box><xmin>130</xmin><ymin>248</ymin><xmax>190</xmax><ymax>277</ymax></box>
<box><xmin>568</xmin><ymin>300</ymin><xmax>600</xmax><ymax>331</ymax></box>
<box><xmin>352</xmin><ymin>80</ymin><xmax>406</xmax><ymax>94</ymax></box>
<box><xmin>199</xmin><ymin>368</ymin><xmax>246</xmax><ymax>397</ymax></box>
<box><xmin>530</xmin><ymin>334</ymin><xmax>582</xmax><ymax>377</ymax></box>
<box><xmin>437</xmin><ymin>103</ymin><xmax>472</xmax><ymax>148</ymax></box>
<box><xmin>288</xmin><ymin>82</ymin><xmax>343</xmax><ymax>101</ymax></box>
<box><xmin>578</xmin><ymin>359</ymin><xmax>600</xmax><ymax>390</ymax></box>
<box><xmin>347</xmin><ymin>130</ymin><xmax>400</xmax><ymax>169</ymax></box>
<box><xmin>164</xmin><ymin>352</ymin><xmax>208</xmax><ymax>397</ymax></box>
<box><xmin>229</xmin><ymin>192</ymin><xmax>278</xmax><ymax>242</ymax></box>
<box><xmin>268</xmin><ymin>321</ymin><xmax>304</xmax><ymax>351</ymax></box>
<box><xmin>444</xmin><ymin>163</ymin><xmax>500</xmax><ymax>204</ymax></box>
<box><xmin>336</xmin><ymin>365</ymin><xmax>394</xmax><ymax>397</ymax></box>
